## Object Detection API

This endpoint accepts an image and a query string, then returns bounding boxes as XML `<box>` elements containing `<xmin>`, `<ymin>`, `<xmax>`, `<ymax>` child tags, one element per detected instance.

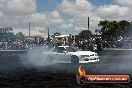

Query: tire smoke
<box><xmin>20</xmin><ymin>46</ymin><xmax>53</xmax><ymax>68</ymax></box>
<box><xmin>98</xmin><ymin>50</ymin><xmax>132</xmax><ymax>74</ymax></box>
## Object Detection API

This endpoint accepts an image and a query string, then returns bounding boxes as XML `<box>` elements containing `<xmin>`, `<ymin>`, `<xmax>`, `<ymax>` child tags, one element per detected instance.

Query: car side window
<box><xmin>57</xmin><ymin>47</ymin><xmax>67</xmax><ymax>53</ymax></box>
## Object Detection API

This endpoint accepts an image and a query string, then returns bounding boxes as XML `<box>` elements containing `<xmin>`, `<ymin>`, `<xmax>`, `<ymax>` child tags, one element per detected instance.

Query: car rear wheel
<box><xmin>71</xmin><ymin>55</ymin><xmax>79</xmax><ymax>64</ymax></box>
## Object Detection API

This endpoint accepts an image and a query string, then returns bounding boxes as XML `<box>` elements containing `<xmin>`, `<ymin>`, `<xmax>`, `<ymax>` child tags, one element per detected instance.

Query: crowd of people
<box><xmin>74</xmin><ymin>36</ymin><xmax>132</xmax><ymax>51</ymax></box>
<box><xmin>0</xmin><ymin>35</ymin><xmax>132</xmax><ymax>51</ymax></box>
<box><xmin>53</xmin><ymin>36</ymin><xmax>132</xmax><ymax>51</ymax></box>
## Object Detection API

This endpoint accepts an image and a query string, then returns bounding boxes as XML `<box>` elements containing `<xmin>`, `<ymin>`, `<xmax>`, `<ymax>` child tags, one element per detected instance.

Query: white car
<box><xmin>44</xmin><ymin>46</ymin><xmax>99</xmax><ymax>64</ymax></box>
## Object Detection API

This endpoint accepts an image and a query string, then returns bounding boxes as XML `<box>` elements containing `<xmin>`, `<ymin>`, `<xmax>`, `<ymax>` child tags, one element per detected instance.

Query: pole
<box><xmin>88</xmin><ymin>17</ymin><xmax>90</xmax><ymax>39</ymax></box>
<box><xmin>29</xmin><ymin>23</ymin><xmax>31</xmax><ymax>37</ymax></box>
<box><xmin>88</xmin><ymin>17</ymin><xmax>89</xmax><ymax>31</ymax></box>
<box><xmin>47</xmin><ymin>27</ymin><xmax>50</xmax><ymax>43</ymax></box>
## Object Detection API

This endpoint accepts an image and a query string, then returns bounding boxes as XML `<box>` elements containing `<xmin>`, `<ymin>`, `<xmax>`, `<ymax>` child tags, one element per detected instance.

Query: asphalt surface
<box><xmin>0</xmin><ymin>54</ymin><xmax>132</xmax><ymax>88</ymax></box>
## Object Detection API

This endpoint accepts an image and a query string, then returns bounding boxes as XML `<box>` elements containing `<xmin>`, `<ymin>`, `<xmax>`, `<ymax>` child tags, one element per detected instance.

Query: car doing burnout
<box><xmin>43</xmin><ymin>46</ymin><xmax>99</xmax><ymax>64</ymax></box>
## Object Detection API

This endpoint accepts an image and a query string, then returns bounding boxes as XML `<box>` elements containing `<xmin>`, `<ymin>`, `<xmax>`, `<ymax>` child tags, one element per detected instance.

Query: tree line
<box><xmin>0</xmin><ymin>27</ymin><xmax>25</xmax><ymax>42</ymax></box>
<box><xmin>98</xmin><ymin>20</ymin><xmax>132</xmax><ymax>39</ymax></box>
<box><xmin>75</xmin><ymin>20</ymin><xmax>132</xmax><ymax>41</ymax></box>
<box><xmin>1</xmin><ymin>20</ymin><xmax>132</xmax><ymax>42</ymax></box>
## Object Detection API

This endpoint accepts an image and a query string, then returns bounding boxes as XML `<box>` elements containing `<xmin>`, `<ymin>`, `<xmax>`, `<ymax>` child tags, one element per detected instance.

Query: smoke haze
<box><xmin>20</xmin><ymin>46</ymin><xmax>53</xmax><ymax>68</ymax></box>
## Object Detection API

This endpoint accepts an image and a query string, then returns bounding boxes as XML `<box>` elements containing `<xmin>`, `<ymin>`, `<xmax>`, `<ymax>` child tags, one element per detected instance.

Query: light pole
<box><xmin>88</xmin><ymin>17</ymin><xmax>90</xmax><ymax>39</ymax></box>
<box><xmin>88</xmin><ymin>17</ymin><xmax>89</xmax><ymax>31</ymax></box>
<box><xmin>29</xmin><ymin>23</ymin><xmax>31</xmax><ymax>37</ymax></box>
<box><xmin>47</xmin><ymin>27</ymin><xmax>50</xmax><ymax>43</ymax></box>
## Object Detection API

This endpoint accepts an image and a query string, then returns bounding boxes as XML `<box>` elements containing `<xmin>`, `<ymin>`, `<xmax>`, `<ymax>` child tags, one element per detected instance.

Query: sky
<box><xmin>0</xmin><ymin>0</ymin><xmax>132</xmax><ymax>35</ymax></box>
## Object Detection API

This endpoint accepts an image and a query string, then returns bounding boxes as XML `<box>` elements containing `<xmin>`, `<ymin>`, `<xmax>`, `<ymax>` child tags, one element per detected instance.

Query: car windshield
<box><xmin>65</xmin><ymin>47</ymin><xmax>77</xmax><ymax>52</ymax></box>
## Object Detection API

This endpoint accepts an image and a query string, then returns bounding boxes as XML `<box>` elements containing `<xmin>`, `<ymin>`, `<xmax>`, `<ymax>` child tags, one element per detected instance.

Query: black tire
<box><xmin>46</xmin><ymin>56</ymin><xmax>53</xmax><ymax>64</ymax></box>
<box><xmin>71</xmin><ymin>55</ymin><xmax>79</xmax><ymax>64</ymax></box>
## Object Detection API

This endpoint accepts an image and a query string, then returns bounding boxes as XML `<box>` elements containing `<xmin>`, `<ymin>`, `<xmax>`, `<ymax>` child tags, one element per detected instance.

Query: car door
<box><xmin>54</xmin><ymin>47</ymin><xmax>68</xmax><ymax>63</ymax></box>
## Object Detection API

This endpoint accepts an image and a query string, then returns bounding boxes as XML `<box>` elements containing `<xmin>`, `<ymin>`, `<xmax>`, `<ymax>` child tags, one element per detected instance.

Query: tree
<box><xmin>0</xmin><ymin>27</ymin><xmax>14</xmax><ymax>41</ymax></box>
<box><xmin>119</xmin><ymin>20</ymin><xmax>132</xmax><ymax>37</ymax></box>
<box><xmin>51</xmin><ymin>32</ymin><xmax>61</xmax><ymax>38</ymax></box>
<box><xmin>16</xmin><ymin>32</ymin><xmax>25</xmax><ymax>41</ymax></box>
<box><xmin>98</xmin><ymin>20</ymin><xmax>132</xmax><ymax>38</ymax></box>
<box><xmin>98</xmin><ymin>20</ymin><xmax>121</xmax><ymax>39</ymax></box>
<box><xmin>5</xmin><ymin>32</ymin><xmax>15</xmax><ymax>41</ymax></box>
<box><xmin>5</xmin><ymin>27</ymin><xmax>13</xmax><ymax>33</ymax></box>
<box><xmin>78</xmin><ymin>30</ymin><xmax>93</xmax><ymax>40</ymax></box>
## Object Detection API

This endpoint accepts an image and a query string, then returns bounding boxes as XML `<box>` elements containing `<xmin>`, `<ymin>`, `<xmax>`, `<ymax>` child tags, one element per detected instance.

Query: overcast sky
<box><xmin>0</xmin><ymin>0</ymin><xmax>132</xmax><ymax>35</ymax></box>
